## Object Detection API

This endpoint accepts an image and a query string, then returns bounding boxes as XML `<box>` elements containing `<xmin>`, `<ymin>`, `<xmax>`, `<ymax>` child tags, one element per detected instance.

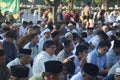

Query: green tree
<box><xmin>95</xmin><ymin>0</ymin><xmax>102</xmax><ymax>6</ymax></box>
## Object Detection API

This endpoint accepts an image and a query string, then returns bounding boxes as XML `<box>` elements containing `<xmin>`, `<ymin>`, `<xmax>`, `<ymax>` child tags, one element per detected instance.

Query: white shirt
<box><xmin>19</xmin><ymin>25</ymin><xmax>27</xmax><ymax>36</ymax></box>
<box><xmin>70</xmin><ymin>72</ymin><xmax>83</xmax><ymax>80</ymax></box>
<box><xmin>7</xmin><ymin>58</ymin><xmax>33</xmax><ymax>78</ymax></box>
<box><xmin>32</xmin><ymin>51</ymin><xmax>57</xmax><ymax>75</ymax></box>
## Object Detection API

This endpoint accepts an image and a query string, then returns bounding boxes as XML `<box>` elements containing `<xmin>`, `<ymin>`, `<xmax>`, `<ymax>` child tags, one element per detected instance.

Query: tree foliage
<box><xmin>95</xmin><ymin>0</ymin><xmax>102</xmax><ymax>5</ymax></box>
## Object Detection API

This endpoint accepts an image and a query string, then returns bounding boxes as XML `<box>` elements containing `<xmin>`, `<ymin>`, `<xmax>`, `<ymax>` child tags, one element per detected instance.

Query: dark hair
<box><xmin>33</xmin><ymin>25</ymin><xmax>40</xmax><ymax>30</ymax></box>
<box><xmin>6</xmin><ymin>22</ymin><xmax>10</xmax><ymax>25</ymax></box>
<box><xmin>37</xmin><ymin>20</ymin><xmax>42</xmax><ymax>24</ymax></box>
<box><xmin>2</xmin><ymin>27</ymin><xmax>10</xmax><ymax>32</ymax></box>
<box><xmin>98</xmin><ymin>41</ymin><xmax>111</xmax><ymax>48</ymax></box>
<box><xmin>63</xmin><ymin>61</ymin><xmax>75</xmax><ymax>74</ymax></box>
<box><xmin>72</xmin><ymin>33</ymin><xmax>80</xmax><ymax>41</ymax></box>
<box><xmin>75</xmin><ymin>44</ymin><xmax>88</xmax><ymax>56</ymax></box>
<box><xmin>42</xmin><ymin>72</ymin><xmax>58</xmax><ymax>78</ymax></box>
<box><xmin>5</xmin><ymin>31</ymin><xmax>15</xmax><ymax>39</ymax></box>
<box><xmin>71</xmin><ymin>21</ymin><xmax>76</xmax><ymax>26</ymax></box>
<box><xmin>109</xmin><ymin>35</ymin><xmax>116</xmax><ymax>41</ymax></box>
<box><xmin>28</xmin><ymin>21</ymin><xmax>33</xmax><ymax>25</ymax></box>
<box><xmin>43</xmin><ymin>40</ymin><xmax>56</xmax><ymax>51</ymax></box>
<box><xmin>29</xmin><ymin>33</ymin><xmax>38</xmax><ymax>39</ymax></box>
<box><xmin>55</xmin><ymin>24</ymin><xmax>61</xmax><ymax>30</ymax></box>
<box><xmin>97</xmin><ymin>30</ymin><xmax>108</xmax><ymax>40</ymax></box>
<box><xmin>47</xmin><ymin>22</ymin><xmax>53</xmax><ymax>31</ymax></box>
<box><xmin>116</xmin><ymin>32</ymin><xmax>120</xmax><ymax>37</ymax></box>
<box><xmin>26</xmin><ymin>26</ymin><xmax>33</xmax><ymax>30</ymax></box>
<box><xmin>64</xmin><ymin>40</ymin><xmax>72</xmax><ymax>48</ymax></box>
<box><xmin>0</xmin><ymin>49</ymin><xmax>5</xmax><ymax>56</ymax></box>
<box><xmin>100</xmin><ymin>10</ymin><xmax>105</xmax><ymax>15</ymax></box>
<box><xmin>80</xmin><ymin>32</ymin><xmax>87</xmax><ymax>38</ymax></box>
<box><xmin>23</xmin><ymin>21</ymin><xmax>28</xmax><ymax>25</ymax></box>
<box><xmin>113</xmin><ymin>40</ymin><xmax>120</xmax><ymax>49</ymax></box>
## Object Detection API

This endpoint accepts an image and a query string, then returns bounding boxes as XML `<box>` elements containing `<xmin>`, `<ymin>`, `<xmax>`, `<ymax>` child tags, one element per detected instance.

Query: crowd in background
<box><xmin>0</xmin><ymin>2</ymin><xmax>120</xmax><ymax>80</ymax></box>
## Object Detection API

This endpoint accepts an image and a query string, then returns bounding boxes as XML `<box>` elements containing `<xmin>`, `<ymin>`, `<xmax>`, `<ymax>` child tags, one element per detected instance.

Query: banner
<box><xmin>0</xmin><ymin>0</ymin><xmax>19</xmax><ymax>14</ymax></box>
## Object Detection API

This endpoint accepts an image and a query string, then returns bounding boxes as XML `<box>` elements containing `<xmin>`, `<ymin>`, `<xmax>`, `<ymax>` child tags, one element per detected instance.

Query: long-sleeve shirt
<box><xmin>32</xmin><ymin>51</ymin><xmax>57</xmax><ymax>75</ymax></box>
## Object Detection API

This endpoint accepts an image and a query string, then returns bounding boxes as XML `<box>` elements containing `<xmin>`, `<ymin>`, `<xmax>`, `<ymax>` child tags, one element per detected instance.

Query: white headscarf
<box><xmin>108</xmin><ymin>12</ymin><xmax>115</xmax><ymax>23</ymax></box>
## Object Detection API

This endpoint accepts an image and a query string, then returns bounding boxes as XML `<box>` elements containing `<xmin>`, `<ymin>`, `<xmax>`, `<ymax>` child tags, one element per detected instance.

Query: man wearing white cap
<box><xmin>11</xmin><ymin>23</ymin><xmax>20</xmax><ymax>40</ymax></box>
<box><xmin>108</xmin><ymin>60</ymin><xmax>120</xmax><ymax>76</ymax></box>
<box><xmin>40</xmin><ymin>22</ymin><xmax>46</xmax><ymax>32</ymax></box>
<box><xmin>104</xmin><ymin>68</ymin><xmax>120</xmax><ymax>80</ymax></box>
<box><xmin>102</xmin><ymin>25</ymin><xmax>109</xmax><ymax>33</ymax></box>
<box><xmin>0</xmin><ymin>23</ymin><xmax>8</xmax><ymax>34</ymax></box>
<box><xmin>1</xmin><ymin>23</ymin><xmax>8</xmax><ymax>28</ymax></box>
<box><xmin>39</xmin><ymin>28</ymin><xmax>52</xmax><ymax>52</ymax></box>
<box><xmin>67</xmin><ymin>23</ymin><xmax>77</xmax><ymax>33</ymax></box>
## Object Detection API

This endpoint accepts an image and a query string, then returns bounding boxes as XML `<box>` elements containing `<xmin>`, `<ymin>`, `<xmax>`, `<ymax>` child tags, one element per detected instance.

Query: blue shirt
<box><xmin>87</xmin><ymin>49</ymin><xmax>109</xmax><ymax>70</ymax></box>
<box><xmin>106</xmin><ymin>49</ymin><xmax>119</xmax><ymax>67</ymax></box>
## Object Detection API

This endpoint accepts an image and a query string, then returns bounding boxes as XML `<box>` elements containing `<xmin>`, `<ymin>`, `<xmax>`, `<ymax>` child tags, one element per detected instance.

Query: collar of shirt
<box><xmin>110</xmin><ymin>49</ymin><xmax>117</xmax><ymax>56</ymax></box>
<box><xmin>64</xmin><ymin>49</ymin><xmax>73</xmax><ymax>58</ymax></box>
<box><xmin>43</xmin><ymin>51</ymin><xmax>55</xmax><ymax>59</ymax></box>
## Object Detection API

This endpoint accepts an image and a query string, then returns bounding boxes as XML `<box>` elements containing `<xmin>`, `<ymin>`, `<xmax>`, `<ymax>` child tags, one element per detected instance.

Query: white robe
<box><xmin>32</xmin><ymin>51</ymin><xmax>57</xmax><ymax>75</ymax></box>
<box><xmin>70</xmin><ymin>72</ymin><xmax>83</xmax><ymax>80</ymax></box>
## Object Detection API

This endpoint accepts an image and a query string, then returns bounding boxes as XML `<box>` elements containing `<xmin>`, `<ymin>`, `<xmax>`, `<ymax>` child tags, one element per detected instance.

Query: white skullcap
<box><xmin>115</xmin><ymin>68</ymin><xmax>120</xmax><ymax>75</ymax></box>
<box><xmin>41</xmin><ymin>28</ymin><xmax>50</xmax><ymax>37</ymax></box>
<box><xmin>1</xmin><ymin>23</ymin><xmax>7</xmax><ymax>27</ymax></box>
<box><xmin>41</xmin><ymin>22</ymin><xmax>45</xmax><ymax>25</ymax></box>
<box><xmin>113</xmin><ymin>22</ymin><xmax>118</xmax><ymax>26</ymax></box>
<box><xmin>65</xmin><ymin>32</ymin><xmax>72</xmax><ymax>38</ymax></box>
<box><xmin>17</xmin><ymin>23</ymin><xmax>22</xmax><ymax>26</ymax></box>
<box><xmin>68</xmin><ymin>23</ymin><xmax>73</xmax><ymax>26</ymax></box>
<box><xmin>12</xmin><ymin>23</ymin><xmax>19</xmax><ymax>27</ymax></box>
<box><xmin>102</xmin><ymin>25</ymin><xmax>108</xmax><ymax>29</ymax></box>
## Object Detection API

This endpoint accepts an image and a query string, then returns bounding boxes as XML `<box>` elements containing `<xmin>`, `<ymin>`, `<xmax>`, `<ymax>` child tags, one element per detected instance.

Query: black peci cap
<box><xmin>19</xmin><ymin>49</ymin><xmax>32</xmax><ymax>55</ymax></box>
<box><xmin>83</xmin><ymin>63</ymin><xmax>99</xmax><ymax>76</ymax></box>
<box><xmin>44</xmin><ymin>60</ymin><xmax>63</xmax><ymax>74</ymax></box>
<box><xmin>10</xmin><ymin>65</ymin><xmax>29</xmax><ymax>78</ymax></box>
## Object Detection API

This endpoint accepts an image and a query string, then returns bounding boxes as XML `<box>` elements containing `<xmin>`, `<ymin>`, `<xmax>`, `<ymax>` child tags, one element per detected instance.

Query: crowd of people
<box><xmin>0</xmin><ymin>2</ymin><xmax>120</xmax><ymax>80</ymax></box>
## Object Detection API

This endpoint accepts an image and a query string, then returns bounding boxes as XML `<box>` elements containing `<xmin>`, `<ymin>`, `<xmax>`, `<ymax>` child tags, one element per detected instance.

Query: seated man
<box><xmin>29</xmin><ymin>60</ymin><xmax>63</xmax><ymax>80</ymax></box>
<box><xmin>7</xmin><ymin>49</ymin><xmax>33</xmax><ymax>78</ymax></box>
<box><xmin>87</xmin><ymin>41</ymin><xmax>111</xmax><ymax>76</ymax></box>
<box><xmin>32</xmin><ymin>40</ymin><xmax>57</xmax><ymax>75</ymax></box>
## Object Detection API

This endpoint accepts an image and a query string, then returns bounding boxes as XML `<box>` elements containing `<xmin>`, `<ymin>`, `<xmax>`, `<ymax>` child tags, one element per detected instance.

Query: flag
<box><xmin>0</xmin><ymin>0</ymin><xmax>19</xmax><ymax>14</ymax></box>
